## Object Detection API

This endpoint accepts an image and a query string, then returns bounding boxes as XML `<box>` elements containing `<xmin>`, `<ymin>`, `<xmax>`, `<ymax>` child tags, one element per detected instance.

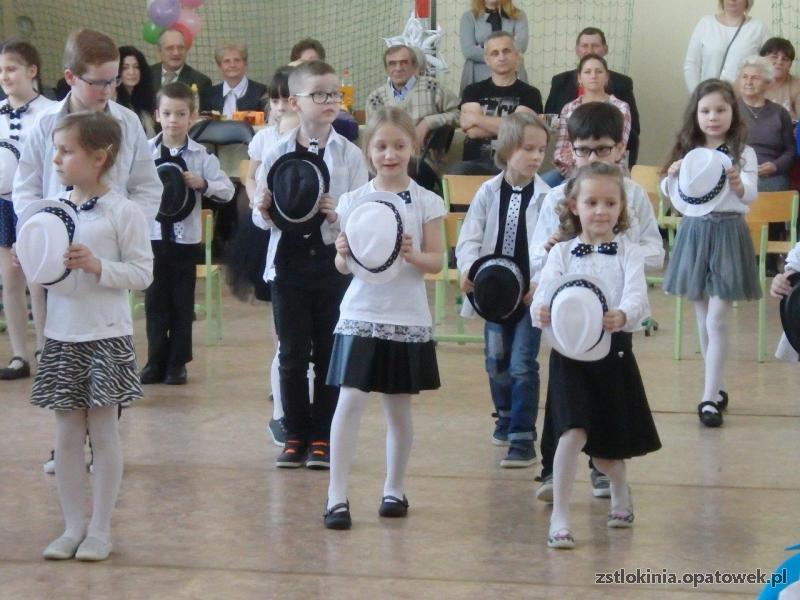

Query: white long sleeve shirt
<box><xmin>454</xmin><ymin>172</ymin><xmax>550</xmax><ymax>318</ymax></box>
<box><xmin>529</xmin><ymin>178</ymin><xmax>664</xmax><ymax>280</ymax></box>
<box><xmin>12</xmin><ymin>93</ymin><xmax>163</xmax><ymax>225</ymax></box>
<box><xmin>532</xmin><ymin>236</ymin><xmax>650</xmax><ymax>333</ymax></box>
<box><xmin>44</xmin><ymin>190</ymin><xmax>153</xmax><ymax>343</ymax></box>
<box><xmin>147</xmin><ymin>135</ymin><xmax>234</xmax><ymax>243</ymax></box>
<box><xmin>683</xmin><ymin>15</ymin><xmax>768</xmax><ymax>91</ymax></box>
<box><xmin>251</xmin><ymin>125</ymin><xmax>369</xmax><ymax>281</ymax></box>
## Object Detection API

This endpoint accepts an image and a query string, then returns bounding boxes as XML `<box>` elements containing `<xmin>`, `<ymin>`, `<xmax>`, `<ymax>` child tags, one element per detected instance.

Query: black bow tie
<box><xmin>0</xmin><ymin>96</ymin><xmax>36</xmax><ymax>118</ymax></box>
<box><xmin>716</xmin><ymin>143</ymin><xmax>731</xmax><ymax>157</ymax></box>
<box><xmin>485</xmin><ymin>9</ymin><xmax>502</xmax><ymax>31</ymax></box>
<box><xmin>63</xmin><ymin>197</ymin><xmax>99</xmax><ymax>211</ymax></box>
<box><xmin>571</xmin><ymin>241</ymin><xmax>618</xmax><ymax>257</ymax></box>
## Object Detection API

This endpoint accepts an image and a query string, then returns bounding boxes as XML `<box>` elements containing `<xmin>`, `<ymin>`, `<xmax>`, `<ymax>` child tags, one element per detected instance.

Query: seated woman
<box><xmin>206</xmin><ymin>43</ymin><xmax>267</xmax><ymax>118</ymax></box>
<box><xmin>115</xmin><ymin>46</ymin><xmax>156</xmax><ymax>137</ymax></box>
<box><xmin>760</xmin><ymin>37</ymin><xmax>800</xmax><ymax>121</ymax></box>
<box><xmin>737</xmin><ymin>56</ymin><xmax>795</xmax><ymax>192</ymax></box>
<box><xmin>551</xmin><ymin>54</ymin><xmax>631</xmax><ymax>180</ymax></box>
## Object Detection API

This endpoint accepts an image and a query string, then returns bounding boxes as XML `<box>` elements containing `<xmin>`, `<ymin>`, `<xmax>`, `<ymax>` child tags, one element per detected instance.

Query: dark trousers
<box><xmin>271</xmin><ymin>273</ymin><xmax>350</xmax><ymax>442</ymax></box>
<box><xmin>145</xmin><ymin>241</ymin><xmax>200</xmax><ymax>371</ymax></box>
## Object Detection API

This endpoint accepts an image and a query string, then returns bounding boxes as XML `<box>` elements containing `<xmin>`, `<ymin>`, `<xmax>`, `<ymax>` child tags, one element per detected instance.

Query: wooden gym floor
<box><xmin>1</xmin><ymin>284</ymin><xmax>798</xmax><ymax>599</ymax></box>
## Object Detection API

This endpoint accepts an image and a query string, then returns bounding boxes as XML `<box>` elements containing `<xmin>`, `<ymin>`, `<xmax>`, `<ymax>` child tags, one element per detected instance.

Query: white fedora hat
<box><xmin>540</xmin><ymin>273</ymin><xmax>611</xmax><ymax>362</ymax></box>
<box><xmin>0</xmin><ymin>138</ymin><xmax>21</xmax><ymax>198</ymax></box>
<box><xmin>666</xmin><ymin>147</ymin><xmax>732</xmax><ymax>217</ymax></box>
<box><xmin>344</xmin><ymin>191</ymin><xmax>407</xmax><ymax>284</ymax></box>
<box><xmin>16</xmin><ymin>199</ymin><xmax>78</xmax><ymax>292</ymax></box>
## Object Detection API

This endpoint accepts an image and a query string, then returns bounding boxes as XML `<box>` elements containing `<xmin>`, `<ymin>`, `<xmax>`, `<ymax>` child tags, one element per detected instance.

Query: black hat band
<box><xmin>349</xmin><ymin>200</ymin><xmax>404</xmax><ymax>274</ymax></box>
<box><xmin>550</xmin><ymin>278</ymin><xmax>608</xmax><ymax>352</ymax></box>
<box><xmin>678</xmin><ymin>167</ymin><xmax>726</xmax><ymax>206</ymax></box>
<box><xmin>39</xmin><ymin>206</ymin><xmax>76</xmax><ymax>286</ymax></box>
<box><xmin>0</xmin><ymin>140</ymin><xmax>19</xmax><ymax>161</ymax></box>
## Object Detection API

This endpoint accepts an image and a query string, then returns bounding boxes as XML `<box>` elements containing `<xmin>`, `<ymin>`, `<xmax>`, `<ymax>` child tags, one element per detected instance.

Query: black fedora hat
<box><xmin>780</xmin><ymin>272</ymin><xmax>800</xmax><ymax>354</ymax></box>
<box><xmin>467</xmin><ymin>254</ymin><xmax>528</xmax><ymax>324</ymax></box>
<box><xmin>155</xmin><ymin>153</ymin><xmax>195</xmax><ymax>224</ymax></box>
<box><xmin>267</xmin><ymin>150</ymin><xmax>330</xmax><ymax>233</ymax></box>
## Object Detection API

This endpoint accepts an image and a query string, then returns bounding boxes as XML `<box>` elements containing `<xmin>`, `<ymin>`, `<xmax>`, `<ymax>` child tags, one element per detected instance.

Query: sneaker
<box><xmin>591</xmin><ymin>467</ymin><xmax>611</xmax><ymax>498</ymax></box>
<box><xmin>500</xmin><ymin>441</ymin><xmax>537</xmax><ymax>468</ymax></box>
<box><xmin>491</xmin><ymin>412</ymin><xmax>510</xmax><ymax>446</ymax></box>
<box><xmin>275</xmin><ymin>439</ymin><xmax>307</xmax><ymax>468</ymax></box>
<box><xmin>267</xmin><ymin>418</ymin><xmax>287</xmax><ymax>447</ymax></box>
<box><xmin>535</xmin><ymin>474</ymin><xmax>553</xmax><ymax>503</ymax></box>
<box><xmin>305</xmin><ymin>440</ymin><xmax>330</xmax><ymax>470</ymax></box>
<box><xmin>43</xmin><ymin>450</ymin><xmax>55</xmax><ymax>474</ymax></box>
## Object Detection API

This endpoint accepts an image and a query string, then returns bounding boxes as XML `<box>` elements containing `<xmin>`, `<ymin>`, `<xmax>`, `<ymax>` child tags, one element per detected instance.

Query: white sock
<box><xmin>550</xmin><ymin>428</ymin><xmax>587</xmax><ymax>534</ymax></box>
<box><xmin>86</xmin><ymin>406</ymin><xmax>123</xmax><ymax>543</ymax></box>
<box><xmin>270</xmin><ymin>350</ymin><xmax>284</xmax><ymax>420</ymax></box>
<box><xmin>0</xmin><ymin>249</ymin><xmax>30</xmax><ymax>359</ymax></box>
<box><xmin>382</xmin><ymin>394</ymin><xmax>413</xmax><ymax>499</ymax></box>
<box><xmin>693</xmin><ymin>298</ymin><xmax>731</xmax><ymax>412</ymax></box>
<box><xmin>592</xmin><ymin>457</ymin><xmax>630</xmax><ymax>513</ymax></box>
<box><xmin>54</xmin><ymin>410</ymin><xmax>89</xmax><ymax>540</ymax></box>
<box><xmin>327</xmin><ymin>386</ymin><xmax>369</xmax><ymax>510</ymax></box>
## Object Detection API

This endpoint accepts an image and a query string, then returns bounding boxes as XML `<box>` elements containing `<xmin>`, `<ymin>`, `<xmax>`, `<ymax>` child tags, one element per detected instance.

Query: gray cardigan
<box><xmin>459</xmin><ymin>9</ymin><xmax>529</xmax><ymax>93</ymax></box>
<box><xmin>738</xmin><ymin>98</ymin><xmax>796</xmax><ymax>175</ymax></box>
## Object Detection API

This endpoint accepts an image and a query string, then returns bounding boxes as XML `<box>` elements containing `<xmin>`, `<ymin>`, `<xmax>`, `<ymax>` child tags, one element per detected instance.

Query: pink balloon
<box><xmin>147</xmin><ymin>0</ymin><xmax>180</xmax><ymax>28</ymax></box>
<box><xmin>181</xmin><ymin>0</ymin><xmax>204</xmax><ymax>7</ymax></box>
<box><xmin>177</xmin><ymin>8</ymin><xmax>202</xmax><ymax>37</ymax></box>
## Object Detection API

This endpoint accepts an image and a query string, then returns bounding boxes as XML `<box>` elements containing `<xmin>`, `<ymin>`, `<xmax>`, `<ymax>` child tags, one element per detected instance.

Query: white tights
<box><xmin>550</xmin><ymin>428</ymin><xmax>630</xmax><ymax>534</ymax></box>
<box><xmin>0</xmin><ymin>248</ymin><xmax>45</xmax><ymax>360</ymax></box>
<box><xmin>54</xmin><ymin>406</ymin><xmax>122</xmax><ymax>543</ymax></box>
<box><xmin>327</xmin><ymin>387</ymin><xmax>413</xmax><ymax>509</ymax></box>
<box><xmin>693</xmin><ymin>297</ymin><xmax>731</xmax><ymax>412</ymax></box>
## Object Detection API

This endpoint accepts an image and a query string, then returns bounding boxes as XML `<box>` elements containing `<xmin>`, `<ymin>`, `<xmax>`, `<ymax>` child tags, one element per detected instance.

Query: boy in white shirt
<box><xmin>140</xmin><ymin>82</ymin><xmax>234</xmax><ymax>385</ymax></box>
<box><xmin>531</xmin><ymin>101</ymin><xmax>664</xmax><ymax>500</ymax></box>
<box><xmin>253</xmin><ymin>60</ymin><xmax>368</xmax><ymax>469</ymax></box>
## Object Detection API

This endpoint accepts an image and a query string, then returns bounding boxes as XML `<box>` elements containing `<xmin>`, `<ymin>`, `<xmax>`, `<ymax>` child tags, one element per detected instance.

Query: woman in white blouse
<box><xmin>683</xmin><ymin>0</ymin><xmax>768</xmax><ymax>92</ymax></box>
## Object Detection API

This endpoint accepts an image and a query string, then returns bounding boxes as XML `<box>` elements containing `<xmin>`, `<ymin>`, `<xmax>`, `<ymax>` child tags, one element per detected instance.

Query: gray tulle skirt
<box><xmin>663</xmin><ymin>212</ymin><xmax>761</xmax><ymax>302</ymax></box>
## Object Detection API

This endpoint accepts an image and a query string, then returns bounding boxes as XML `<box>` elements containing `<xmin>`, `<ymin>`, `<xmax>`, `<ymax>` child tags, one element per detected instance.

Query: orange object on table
<box><xmin>232</xmin><ymin>111</ymin><xmax>265</xmax><ymax>126</ymax></box>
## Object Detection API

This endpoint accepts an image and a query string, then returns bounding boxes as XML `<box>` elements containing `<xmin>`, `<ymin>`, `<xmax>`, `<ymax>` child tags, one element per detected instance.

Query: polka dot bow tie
<box><xmin>571</xmin><ymin>241</ymin><xmax>618</xmax><ymax>257</ymax></box>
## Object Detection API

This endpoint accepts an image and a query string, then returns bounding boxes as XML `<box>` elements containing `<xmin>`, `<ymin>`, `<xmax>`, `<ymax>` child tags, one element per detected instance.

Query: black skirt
<box><xmin>326</xmin><ymin>334</ymin><xmax>440</xmax><ymax>395</ymax></box>
<box><xmin>546</xmin><ymin>332</ymin><xmax>661</xmax><ymax>460</ymax></box>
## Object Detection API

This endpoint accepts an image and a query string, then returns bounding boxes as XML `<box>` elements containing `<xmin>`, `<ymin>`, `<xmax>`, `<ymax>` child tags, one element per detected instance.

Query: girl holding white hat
<box><xmin>0</xmin><ymin>39</ymin><xmax>54</xmax><ymax>380</ymax></box>
<box><xmin>323</xmin><ymin>107</ymin><xmax>444</xmax><ymax>529</ymax></box>
<box><xmin>662</xmin><ymin>78</ymin><xmax>761</xmax><ymax>428</ymax></box>
<box><xmin>532</xmin><ymin>162</ymin><xmax>661</xmax><ymax>550</ymax></box>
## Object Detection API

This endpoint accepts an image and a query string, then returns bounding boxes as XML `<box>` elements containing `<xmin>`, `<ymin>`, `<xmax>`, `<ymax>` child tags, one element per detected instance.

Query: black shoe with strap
<box><xmin>698</xmin><ymin>401</ymin><xmax>723</xmax><ymax>427</ymax></box>
<box><xmin>324</xmin><ymin>500</ymin><xmax>352</xmax><ymax>530</ymax></box>
<box><xmin>378</xmin><ymin>495</ymin><xmax>409</xmax><ymax>518</ymax></box>
<box><xmin>717</xmin><ymin>390</ymin><xmax>729</xmax><ymax>411</ymax></box>
<box><xmin>0</xmin><ymin>356</ymin><xmax>31</xmax><ymax>380</ymax></box>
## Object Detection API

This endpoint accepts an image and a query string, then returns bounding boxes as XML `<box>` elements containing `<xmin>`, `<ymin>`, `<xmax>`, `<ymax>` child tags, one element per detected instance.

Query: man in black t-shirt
<box><xmin>449</xmin><ymin>31</ymin><xmax>543</xmax><ymax>175</ymax></box>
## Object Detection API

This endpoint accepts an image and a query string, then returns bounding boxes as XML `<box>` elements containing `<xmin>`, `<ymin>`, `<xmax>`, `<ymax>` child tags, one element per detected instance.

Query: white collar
<box><xmin>283</xmin><ymin>124</ymin><xmax>344</xmax><ymax>152</ymax></box>
<box><xmin>222</xmin><ymin>77</ymin><xmax>249</xmax><ymax>98</ymax></box>
<box><xmin>162</xmin><ymin>66</ymin><xmax>183</xmax><ymax>80</ymax></box>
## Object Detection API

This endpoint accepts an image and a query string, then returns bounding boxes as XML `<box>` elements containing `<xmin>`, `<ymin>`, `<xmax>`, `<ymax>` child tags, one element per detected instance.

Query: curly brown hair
<box><xmin>557</xmin><ymin>162</ymin><xmax>629</xmax><ymax>239</ymax></box>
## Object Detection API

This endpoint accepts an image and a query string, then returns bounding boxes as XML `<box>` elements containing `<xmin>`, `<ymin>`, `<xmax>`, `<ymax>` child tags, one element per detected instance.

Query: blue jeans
<box><xmin>540</xmin><ymin>168</ymin><xmax>565</xmax><ymax>188</ymax></box>
<box><xmin>484</xmin><ymin>311</ymin><xmax>541</xmax><ymax>442</ymax></box>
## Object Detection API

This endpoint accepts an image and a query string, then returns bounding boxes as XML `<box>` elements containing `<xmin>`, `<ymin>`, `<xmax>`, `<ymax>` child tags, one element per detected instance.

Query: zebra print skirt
<box><xmin>31</xmin><ymin>336</ymin><xmax>143</xmax><ymax>410</ymax></box>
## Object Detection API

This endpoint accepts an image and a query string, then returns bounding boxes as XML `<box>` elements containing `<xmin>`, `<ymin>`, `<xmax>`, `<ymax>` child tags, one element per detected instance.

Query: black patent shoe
<box><xmin>717</xmin><ymin>390</ymin><xmax>729</xmax><ymax>411</ymax></box>
<box><xmin>139</xmin><ymin>363</ymin><xmax>165</xmax><ymax>385</ymax></box>
<box><xmin>164</xmin><ymin>365</ymin><xmax>187</xmax><ymax>385</ymax></box>
<box><xmin>324</xmin><ymin>500</ymin><xmax>352</xmax><ymax>530</ymax></box>
<box><xmin>0</xmin><ymin>357</ymin><xmax>31</xmax><ymax>380</ymax></box>
<box><xmin>698</xmin><ymin>401</ymin><xmax>723</xmax><ymax>427</ymax></box>
<box><xmin>378</xmin><ymin>495</ymin><xmax>409</xmax><ymax>518</ymax></box>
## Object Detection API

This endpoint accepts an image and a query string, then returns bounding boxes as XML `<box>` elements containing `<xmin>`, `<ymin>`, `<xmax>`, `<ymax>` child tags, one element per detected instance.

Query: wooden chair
<box><xmin>195</xmin><ymin>210</ymin><xmax>224</xmax><ymax>344</ymax></box>
<box><xmin>428</xmin><ymin>174</ymin><xmax>491</xmax><ymax>344</ymax></box>
<box><xmin>745</xmin><ymin>190</ymin><xmax>799</xmax><ymax>362</ymax></box>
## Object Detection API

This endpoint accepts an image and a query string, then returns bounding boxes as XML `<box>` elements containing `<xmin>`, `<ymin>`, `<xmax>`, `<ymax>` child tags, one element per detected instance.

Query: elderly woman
<box><xmin>684</xmin><ymin>0</ymin><xmax>768</xmax><ymax>92</ymax></box>
<box><xmin>459</xmin><ymin>0</ymin><xmax>528</xmax><ymax>92</ymax></box>
<box><xmin>760</xmin><ymin>37</ymin><xmax>800</xmax><ymax>121</ymax></box>
<box><xmin>206</xmin><ymin>43</ymin><xmax>267</xmax><ymax>118</ymax></box>
<box><xmin>737</xmin><ymin>55</ymin><xmax>795</xmax><ymax>191</ymax></box>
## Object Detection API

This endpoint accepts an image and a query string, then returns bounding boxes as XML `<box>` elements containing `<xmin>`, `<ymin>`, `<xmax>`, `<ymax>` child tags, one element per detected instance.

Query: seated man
<box><xmin>206</xmin><ymin>43</ymin><xmax>267</xmax><ymax>118</ymax></box>
<box><xmin>544</xmin><ymin>27</ymin><xmax>640</xmax><ymax>166</ymax></box>
<box><xmin>449</xmin><ymin>31</ymin><xmax>543</xmax><ymax>176</ymax></box>
<box><xmin>367</xmin><ymin>44</ymin><xmax>459</xmax><ymax>190</ymax></box>
<box><xmin>150</xmin><ymin>28</ymin><xmax>212</xmax><ymax>111</ymax></box>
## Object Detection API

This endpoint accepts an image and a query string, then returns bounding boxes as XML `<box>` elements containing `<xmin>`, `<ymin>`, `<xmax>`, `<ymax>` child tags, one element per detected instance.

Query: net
<box><xmin>772</xmin><ymin>0</ymin><xmax>800</xmax><ymax>76</ymax></box>
<box><xmin>12</xmin><ymin>0</ymin><xmax>633</xmax><ymax>108</ymax></box>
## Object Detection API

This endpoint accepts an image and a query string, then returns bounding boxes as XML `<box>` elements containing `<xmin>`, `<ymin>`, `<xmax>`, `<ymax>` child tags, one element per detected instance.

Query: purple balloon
<box><xmin>148</xmin><ymin>0</ymin><xmax>180</xmax><ymax>28</ymax></box>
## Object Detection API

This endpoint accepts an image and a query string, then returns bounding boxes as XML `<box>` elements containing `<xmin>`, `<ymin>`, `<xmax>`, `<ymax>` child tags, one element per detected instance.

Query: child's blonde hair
<box><xmin>557</xmin><ymin>162</ymin><xmax>629</xmax><ymax>239</ymax></box>
<box><xmin>52</xmin><ymin>112</ymin><xmax>121</xmax><ymax>175</ymax></box>
<box><xmin>494</xmin><ymin>112</ymin><xmax>550</xmax><ymax>170</ymax></box>
<box><xmin>361</xmin><ymin>107</ymin><xmax>418</xmax><ymax>174</ymax></box>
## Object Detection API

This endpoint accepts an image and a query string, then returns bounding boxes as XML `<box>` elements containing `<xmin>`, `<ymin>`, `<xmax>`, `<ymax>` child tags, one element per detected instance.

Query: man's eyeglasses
<box><xmin>77</xmin><ymin>74</ymin><xmax>122</xmax><ymax>90</ymax></box>
<box><xmin>294</xmin><ymin>91</ymin><xmax>344</xmax><ymax>104</ymax></box>
<box><xmin>571</xmin><ymin>144</ymin><xmax>616</xmax><ymax>158</ymax></box>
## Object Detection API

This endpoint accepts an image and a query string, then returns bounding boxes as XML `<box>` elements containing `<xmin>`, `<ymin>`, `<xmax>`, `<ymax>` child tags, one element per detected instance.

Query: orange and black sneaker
<box><xmin>276</xmin><ymin>438</ymin><xmax>307</xmax><ymax>468</ymax></box>
<box><xmin>305</xmin><ymin>440</ymin><xmax>330</xmax><ymax>470</ymax></box>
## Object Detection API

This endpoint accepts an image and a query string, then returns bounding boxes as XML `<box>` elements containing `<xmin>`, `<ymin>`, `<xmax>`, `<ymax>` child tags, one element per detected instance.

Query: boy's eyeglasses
<box><xmin>571</xmin><ymin>144</ymin><xmax>616</xmax><ymax>158</ymax></box>
<box><xmin>294</xmin><ymin>91</ymin><xmax>344</xmax><ymax>104</ymax></box>
<box><xmin>77</xmin><ymin>74</ymin><xmax>122</xmax><ymax>89</ymax></box>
